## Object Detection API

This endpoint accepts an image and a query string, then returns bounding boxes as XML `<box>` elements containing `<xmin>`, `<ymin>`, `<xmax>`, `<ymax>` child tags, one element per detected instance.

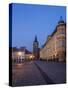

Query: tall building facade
<box><xmin>40</xmin><ymin>17</ymin><xmax>66</xmax><ymax>61</ymax></box>
<box><xmin>33</xmin><ymin>36</ymin><xmax>39</xmax><ymax>59</ymax></box>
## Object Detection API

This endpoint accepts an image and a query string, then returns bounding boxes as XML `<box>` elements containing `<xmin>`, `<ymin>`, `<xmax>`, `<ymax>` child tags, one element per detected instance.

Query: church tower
<box><xmin>33</xmin><ymin>36</ymin><xmax>39</xmax><ymax>59</ymax></box>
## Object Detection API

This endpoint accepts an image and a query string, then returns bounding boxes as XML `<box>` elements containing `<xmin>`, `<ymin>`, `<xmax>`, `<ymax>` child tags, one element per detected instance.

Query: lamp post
<box><xmin>18</xmin><ymin>51</ymin><xmax>22</xmax><ymax>63</ymax></box>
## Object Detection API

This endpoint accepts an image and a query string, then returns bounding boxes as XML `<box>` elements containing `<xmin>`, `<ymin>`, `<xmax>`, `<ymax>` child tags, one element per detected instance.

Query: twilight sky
<box><xmin>12</xmin><ymin>3</ymin><xmax>66</xmax><ymax>51</ymax></box>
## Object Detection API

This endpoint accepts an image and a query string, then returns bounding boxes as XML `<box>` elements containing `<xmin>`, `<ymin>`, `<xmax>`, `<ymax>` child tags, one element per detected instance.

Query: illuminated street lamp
<box><xmin>17</xmin><ymin>51</ymin><xmax>22</xmax><ymax>63</ymax></box>
<box><xmin>18</xmin><ymin>51</ymin><xmax>22</xmax><ymax>56</ymax></box>
<box><xmin>30</xmin><ymin>55</ymin><xmax>33</xmax><ymax>60</ymax></box>
<box><xmin>29</xmin><ymin>55</ymin><xmax>35</xmax><ymax>60</ymax></box>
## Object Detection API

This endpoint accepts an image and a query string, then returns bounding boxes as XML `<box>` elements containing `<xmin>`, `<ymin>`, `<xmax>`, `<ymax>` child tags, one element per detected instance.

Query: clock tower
<box><xmin>33</xmin><ymin>36</ymin><xmax>39</xmax><ymax>59</ymax></box>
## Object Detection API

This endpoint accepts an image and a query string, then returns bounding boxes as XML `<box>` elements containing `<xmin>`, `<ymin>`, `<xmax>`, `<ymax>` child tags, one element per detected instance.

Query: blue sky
<box><xmin>12</xmin><ymin>3</ymin><xmax>66</xmax><ymax>51</ymax></box>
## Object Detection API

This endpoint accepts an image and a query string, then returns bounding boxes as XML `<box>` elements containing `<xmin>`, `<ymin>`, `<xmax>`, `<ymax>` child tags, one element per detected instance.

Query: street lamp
<box><xmin>29</xmin><ymin>55</ymin><xmax>35</xmax><ymax>60</ymax></box>
<box><xmin>17</xmin><ymin>51</ymin><xmax>22</xmax><ymax>63</ymax></box>
<box><xmin>18</xmin><ymin>51</ymin><xmax>22</xmax><ymax>56</ymax></box>
<box><xmin>30</xmin><ymin>55</ymin><xmax>33</xmax><ymax>60</ymax></box>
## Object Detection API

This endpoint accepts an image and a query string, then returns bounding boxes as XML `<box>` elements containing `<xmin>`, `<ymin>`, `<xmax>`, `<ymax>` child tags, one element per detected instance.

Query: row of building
<box><xmin>12</xmin><ymin>17</ymin><xmax>66</xmax><ymax>62</ymax></box>
<box><xmin>12</xmin><ymin>47</ymin><xmax>34</xmax><ymax>63</ymax></box>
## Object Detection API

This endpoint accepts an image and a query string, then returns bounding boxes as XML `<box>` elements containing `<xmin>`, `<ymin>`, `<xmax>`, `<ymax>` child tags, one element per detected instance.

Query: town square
<box><xmin>9</xmin><ymin>3</ymin><xmax>66</xmax><ymax>86</ymax></box>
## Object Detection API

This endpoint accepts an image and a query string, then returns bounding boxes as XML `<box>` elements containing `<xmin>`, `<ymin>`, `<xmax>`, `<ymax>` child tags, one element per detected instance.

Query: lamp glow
<box><xmin>18</xmin><ymin>52</ymin><xmax>22</xmax><ymax>56</ymax></box>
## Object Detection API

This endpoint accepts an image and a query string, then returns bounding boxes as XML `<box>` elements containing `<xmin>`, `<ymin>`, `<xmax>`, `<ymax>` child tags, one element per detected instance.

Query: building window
<box><xmin>61</xmin><ymin>28</ymin><xmax>65</xmax><ymax>34</ymax></box>
<box><xmin>57</xmin><ymin>28</ymin><xmax>65</xmax><ymax>35</ymax></box>
<box><xmin>58</xmin><ymin>40</ymin><xmax>65</xmax><ymax>47</ymax></box>
<box><xmin>62</xmin><ymin>40</ymin><xmax>65</xmax><ymax>47</ymax></box>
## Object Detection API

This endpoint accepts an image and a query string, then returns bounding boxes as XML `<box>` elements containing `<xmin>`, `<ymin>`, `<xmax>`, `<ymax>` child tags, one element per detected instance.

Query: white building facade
<box><xmin>40</xmin><ymin>17</ymin><xmax>66</xmax><ymax>61</ymax></box>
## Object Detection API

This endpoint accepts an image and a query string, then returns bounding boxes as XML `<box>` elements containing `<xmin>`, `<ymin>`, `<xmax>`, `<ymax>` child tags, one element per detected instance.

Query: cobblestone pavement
<box><xmin>34</xmin><ymin>61</ymin><xmax>66</xmax><ymax>84</ymax></box>
<box><xmin>12</xmin><ymin>60</ymin><xmax>66</xmax><ymax>86</ymax></box>
<box><xmin>12</xmin><ymin>61</ymin><xmax>47</xmax><ymax>86</ymax></box>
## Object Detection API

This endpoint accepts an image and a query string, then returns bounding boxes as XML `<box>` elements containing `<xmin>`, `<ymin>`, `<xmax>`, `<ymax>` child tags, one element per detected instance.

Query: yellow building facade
<box><xmin>40</xmin><ymin>18</ymin><xmax>66</xmax><ymax>61</ymax></box>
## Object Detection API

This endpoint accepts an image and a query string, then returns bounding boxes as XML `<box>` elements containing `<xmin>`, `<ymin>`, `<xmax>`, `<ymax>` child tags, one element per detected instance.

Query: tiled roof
<box><xmin>25</xmin><ymin>49</ymin><xmax>32</xmax><ymax>54</ymax></box>
<box><xmin>12</xmin><ymin>47</ymin><xmax>32</xmax><ymax>54</ymax></box>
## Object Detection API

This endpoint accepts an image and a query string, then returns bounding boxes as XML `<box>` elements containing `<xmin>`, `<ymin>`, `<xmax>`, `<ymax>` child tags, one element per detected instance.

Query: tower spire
<box><xmin>33</xmin><ymin>35</ymin><xmax>39</xmax><ymax>59</ymax></box>
<box><xmin>58</xmin><ymin>16</ymin><xmax>64</xmax><ymax>24</ymax></box>
<box><xmin>60</xmin><ymin>16</ymin><xmax>63</xmax><ymax>20</ymax></box>
<box><xmin>34</xmin><ymin>35</ymin><xmax>37</xmax><ymax>42</ymax></box>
